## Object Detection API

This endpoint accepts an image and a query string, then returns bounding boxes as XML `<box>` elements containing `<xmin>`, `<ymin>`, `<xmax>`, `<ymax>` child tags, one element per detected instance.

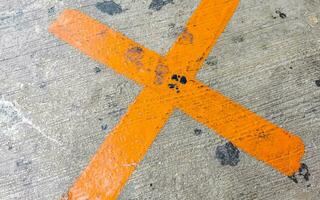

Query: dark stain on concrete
<box><xmin>39</xmin><ymin>82</ymin><xmax>47</xmax><ymax>89</ymax></box>
<box><xmin>275</xmin><ymin>10</ymin><xmax>287</xmax><ymax>19</ymax></box>
<box><xmin>96</xmin><ymin>1</ymin><xmax>123</xmax><ymax>15</ymax></box>
<box><xmin>95</xmin><ymin>67</ymin><xmax>102</xmax><ymax>74</ymax></box>
<box><xmin>288</xmin><ymin>163</ymin><xmax>311</xmax><ymax>184</ymax></box>
<box><xmin>206</xmin><ymin>56</ymin><xmax>219</xmax><ymax>67</ymax></box>
<box><xmin>194</xmin><ymin>129</ymin><xmax>202</xmax><ymax>136</ymax></box>
<box><xmin>149</xmin><ymin>0</ymin><xmax>174</xmax><ymax>11</ymax></box>
<box><xmin>108</xmin><ymin>108</ymin><xmax>126</xmax><ymax>117</ymax></box>
<box><xmin>215</xmin><ymin>142</ymin><xmax>240</xmax><ymax>166</ymax></box>
<box><xmin>288</xmin><ymin>174</ymin><xmax>298</xmax><ymax>183</ymax></box>
<box><xmin>206</xmin><ymin>59</ymin><xmax>218</xmax><ymax>66</ymax></box>
<box><xmin>16</xmin><ymin>159</ymin><xmax>32</xmax><ymax>171</ymax></box>
<box><xmin>168</xmin><ymin>23</ymin><xmax>184</xmax><ymax>39</ymax></box>
<box><xmin>299</xmin><ymin>163</ymin><xmax>310</xmax><ymax>182</ymax></box>
<box><xmin>101</xmin><ymin>124</ymin><xmax>108</xmax><ymax>131</ymax></box>
<box><xmin>48</xmin><ymin>6</ymin><xmax>55</xmax><ymax>15</ymax></box>
<box><xmin>315</xmin><ymin>80</ymin><xmax>320</xmax><ymax>87</ymax></box>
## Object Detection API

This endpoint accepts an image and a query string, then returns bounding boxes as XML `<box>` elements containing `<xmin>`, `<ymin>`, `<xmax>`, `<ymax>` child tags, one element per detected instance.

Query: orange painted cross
<box><xmin>50</xmin><ymin>0</ymin><xmax>305</xmax><ymax>199</ymax></box>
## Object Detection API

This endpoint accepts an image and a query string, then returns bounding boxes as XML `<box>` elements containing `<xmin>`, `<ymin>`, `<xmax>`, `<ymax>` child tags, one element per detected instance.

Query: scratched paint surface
<box><xmin>0</xmin><ymin>0</ymin><xmax>320</xmax><ymax>199</ymax></box>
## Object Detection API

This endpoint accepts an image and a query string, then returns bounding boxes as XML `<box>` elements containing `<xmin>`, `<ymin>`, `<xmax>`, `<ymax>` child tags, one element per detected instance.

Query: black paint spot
<box><xmin>168</xmin><ymin>84</ymin><xmax>176</xmax><ymax>89</ymax></box>
<box><xmin>315</xmin><ymin>80</ymin><xmax>320</xmax><ymax>87</ymax></box>
<box><xmin>95</xmin><ymin>67</ymin><xmax>102</xmax><ymax>73</ymax></box>
<box><xmin>299</xmin><ymin>163</ymin><xmax>310</xmax><ymax>181</ymax></box>
<box><xmin>276</xmin><ymin>10</ymin><xmax>287</xmax><ymax>19</ymax></box>
<box><xmin>215</xmin><ymin>142</ymin><xmax>240</xmax><ymax>166</ymax></box>
<box><xmin>288</xmin><ymin>163</ymin><xmax>311</xmax><ymax>184</ymax></box>
<box><xmin>194</xmin><ymin>129</ymin><xmax>202</xmax><ymax>136</ymax></box>
<box><xmin>288</xmin><ymin>175</ymin><xmax>298</xmax><ymax>183</ymax></box>
<box><xmin>149</xmin><ymin>0</ymin><xmax>174</xmax><ymax>11</ymax></box>
<box><xmin>149</xmin><ymin>183</ymin><xmax>155</xmax><ymax>190</ymax></box>
<box><xmin>171</xmin><ymin>74</ymin><xmax>179</xmax><ymax>81</ymax></box>
<box><xmin>168</xmin><ymin>74</ymin><xmax>187</xmax><ymax>93</ymax></box>
<box><xmin>96</xmin><ymin>1</ymin><xmax>123</xmax><ymax>15</ymax></box>
<box><xmin>180</xmin><ymin>76</ymin><xmax>187</xmax><ymax>84</ymax></box>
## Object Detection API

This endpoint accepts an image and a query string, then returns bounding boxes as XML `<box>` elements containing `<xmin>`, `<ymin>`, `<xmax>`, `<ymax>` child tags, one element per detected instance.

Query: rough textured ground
<box><xmin>0</xmin><ymin>0</ymin><xmax>320</xmax><ymax>199</ymax></box>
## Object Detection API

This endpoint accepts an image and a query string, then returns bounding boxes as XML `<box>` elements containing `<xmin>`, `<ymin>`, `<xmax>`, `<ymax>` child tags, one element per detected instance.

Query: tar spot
<box><xmin>168</xmin><ymin>84</ymin><xmax>176</xmax><ymax>89</ymax></box>
<box><xmin>96</xmin><ymin>1</ymin><xmax>123</xmax><ymax>15</ymax></box>
<box><xmin>171</xmin><ymin>74</ymin><xmax>179</xmax><ymax>81</ymax></box>
<box><xmin>215</xmin><ymin>142</ymin><xmax>240</xmax><ymax>166</ymax></box>
<box><xmin>288</xmin><ymin>175</ymin><xmax>298</xmax><ymax>183</ymax></box>
<box><xmin>171</xmin><ymin>74</ymin><xmax>187</xmax><ymax>84</ymax></box>
<box><xmin>168</xmin><ymin>74</ymin><xmax>187</xmax><ymax>93</ymax></box>
<box><xmin>95</xmin><ymin>67</ymin><xmax>102</xmax><ymax>73</ymax></box>
<box><xmin>276</xmin><ymin>10</ymin><xmax>287</xmax><ymax>19</ymax></box>
<box><xmin>315</xmin><ymin>80</ymin><xmax>320</xmax><ymax>87</ymax></box>
<box><xmin>299</xmin><ymin>163</ymin><xmax>310</xmax><ymax>181</ymax></box>
<box><xmin>288</xmin><ymin>163</ymin><xmax>311</xmax><ymax>184</ymax></box>
<box><xmin>180</xmin><ymin>76</ymin><xmax>187</xmax><ymax>84</ymax></box>
<box><xmin>149</xmin><ymin>0</ymin><xmax>174</xmax><ymax>11</ymax></box>
<box><xmin>194</xmin><ymin>129</ymin><xmax>202</xmax><ymax>136</ymax></box>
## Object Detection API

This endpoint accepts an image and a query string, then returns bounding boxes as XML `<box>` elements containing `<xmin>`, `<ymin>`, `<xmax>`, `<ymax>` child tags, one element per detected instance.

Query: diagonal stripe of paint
<box><xmin>49</xmin><ymin>10</ymin><xmax>161</xmax><ymax>87</ymax></box>
<box><xmin>68</xmin><ymin>88</ymin><xmax>173</xmax><ymax>199</ymax></box>
<box><xmin>175</xmin><ymin>80</ymin><xmax>305</xmax><ymax>175</ymax></box>
<box><xmin>166</xmin><ymin>0</ymin><xmax>240</xmax><ymax>77</ymax></box>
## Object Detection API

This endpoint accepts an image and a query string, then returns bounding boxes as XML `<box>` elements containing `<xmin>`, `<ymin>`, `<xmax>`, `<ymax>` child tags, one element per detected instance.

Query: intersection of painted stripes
<box><xmin>50</xmin><ymin>0</ymin><xmax>305</xmax><ymax>199</ymax></box>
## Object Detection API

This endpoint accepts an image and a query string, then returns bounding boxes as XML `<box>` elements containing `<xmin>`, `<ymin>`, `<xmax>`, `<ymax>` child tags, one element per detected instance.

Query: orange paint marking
<box><xmin>49</xmin><ymin>0</ymin><xmax>305</xmax><ymax>199</ymax></box>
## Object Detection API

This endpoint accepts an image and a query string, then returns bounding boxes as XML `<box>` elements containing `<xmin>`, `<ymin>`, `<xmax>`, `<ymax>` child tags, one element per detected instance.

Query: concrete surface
<box><xmin>0</xmin><ymin>0</ymin><xmax>320</xmax><ymax>199</ymax></box>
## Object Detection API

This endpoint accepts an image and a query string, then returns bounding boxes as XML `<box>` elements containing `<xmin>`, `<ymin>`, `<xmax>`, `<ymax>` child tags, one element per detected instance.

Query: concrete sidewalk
<box><xmin>0</xmin><ymin>0</ymin><xmax>320</xmax><ymax>199</ymax></box>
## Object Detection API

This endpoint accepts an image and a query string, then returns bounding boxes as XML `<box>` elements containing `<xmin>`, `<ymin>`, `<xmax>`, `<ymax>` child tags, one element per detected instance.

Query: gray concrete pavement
<box><xmin>0</xmin><ymin>0</ymin><xmax>320</xmax><ymax>199</ymax></box>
